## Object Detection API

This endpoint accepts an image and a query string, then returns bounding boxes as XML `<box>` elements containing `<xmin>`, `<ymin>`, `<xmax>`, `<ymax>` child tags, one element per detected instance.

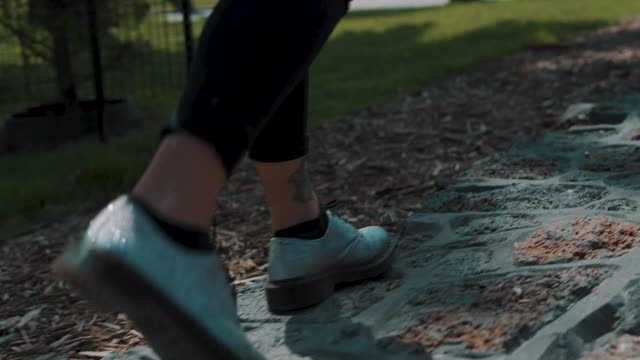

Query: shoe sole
<box><xmin>53</xmin><ymin>251</ymin><xmax>262</xmax><ymax>360</ymax></box>
<box><xmin>265</xmin><ymin>236</ymin><xmax>398</xmax><ymax>313</ymax></box>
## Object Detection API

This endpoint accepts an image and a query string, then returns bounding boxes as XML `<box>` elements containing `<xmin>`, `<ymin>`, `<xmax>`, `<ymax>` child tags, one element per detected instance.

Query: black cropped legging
<box><xmin>166</xmin><ymin>0</ymin><xmax>350</xmax><ymax>174</ymax></box>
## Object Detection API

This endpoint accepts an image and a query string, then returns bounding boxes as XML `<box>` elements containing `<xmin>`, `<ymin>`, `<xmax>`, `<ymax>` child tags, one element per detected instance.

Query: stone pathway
<box><xmin>348</xmin><ymin>0</ymin><xmax>448</xmax><ymax>11</ymax></box>
<box><xmin>109</xmin><ymin>94</ymin><xmax>640</xmax><ymax>359</ymax></box>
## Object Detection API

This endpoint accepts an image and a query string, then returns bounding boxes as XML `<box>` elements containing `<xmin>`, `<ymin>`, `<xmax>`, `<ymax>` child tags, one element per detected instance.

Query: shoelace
<box><xmin>323</xmin><ymin>199</ymin><xmax>339</xmax><ymax>211</ymax></box>
<box><xmin>323</xmin><ymin>199</ymin><xmax>353</xmax><ymax>228</ymax></box>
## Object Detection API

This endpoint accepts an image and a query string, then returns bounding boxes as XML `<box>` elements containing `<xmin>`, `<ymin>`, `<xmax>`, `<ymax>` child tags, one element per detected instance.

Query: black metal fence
<box><xmin>0</xmin><ymin>0</ymin><xmax>200</xmax><ymax>116</ymax></box>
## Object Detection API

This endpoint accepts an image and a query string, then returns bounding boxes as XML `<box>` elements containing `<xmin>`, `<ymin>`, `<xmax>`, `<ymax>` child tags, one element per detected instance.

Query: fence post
<box><xmin>86</xmin><ymin>0</ymin><xmax>106</xmax><ymax>142</ymax></box>
<box><xmin>180</xmin><ymin>0</ymin><xmax>194</xmax><ymax>72</ymax></box>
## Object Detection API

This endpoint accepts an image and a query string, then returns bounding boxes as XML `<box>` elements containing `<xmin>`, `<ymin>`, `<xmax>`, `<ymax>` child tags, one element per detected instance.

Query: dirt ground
<box><xmin>2</xmin><ymin>16</ymin><xmax>640</xmax><ymax>360</ymax></box>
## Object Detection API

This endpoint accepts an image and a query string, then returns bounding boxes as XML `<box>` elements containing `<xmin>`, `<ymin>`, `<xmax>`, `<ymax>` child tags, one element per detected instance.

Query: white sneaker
<box><xmin>53</xmin><ymin>195</ymin><xmax>264</xmax><ymax>360</ymax></box>
<box><xmin>266</xmin><ymin>209</ymin><xmax>396</xmax><ymax>312</ymax></box>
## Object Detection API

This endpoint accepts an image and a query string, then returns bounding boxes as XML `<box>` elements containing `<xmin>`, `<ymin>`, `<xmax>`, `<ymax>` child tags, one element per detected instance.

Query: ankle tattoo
<box><xmin>288</xmin><ymin>159</ymin><xmax>313</xmax><ymax>204</ymax></box>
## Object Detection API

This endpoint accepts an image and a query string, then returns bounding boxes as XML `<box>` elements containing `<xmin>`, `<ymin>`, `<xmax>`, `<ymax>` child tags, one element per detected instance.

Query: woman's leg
<box><xmin>246</xmin><ymin>58</ymin><xmax>396</xmax><ymax>314</ymax></box>
<box><xmin>54</xmin><ymin>1</ymin><xmax>351</xmax><ymax>359</ymax></box>
<box><xmin>133</xmin><ymin>1</ymin><xmax>349</xmax><ymax>230</ymax></box>
<box><xmin>249</xmin><ymin>76</ymin><xmax>320</xmax><ymax>232</ymax></box>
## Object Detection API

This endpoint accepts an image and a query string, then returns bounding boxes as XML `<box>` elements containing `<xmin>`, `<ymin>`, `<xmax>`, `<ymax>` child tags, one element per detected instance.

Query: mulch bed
<box><xmin>398</xmin><ymin>268</ymin><xmax>610</xmax><ymax>354</ymax></box>
<box><xmin>2</xmin><ymin>16</ymin><xmax>640</xmax><ymax>360</ymax></box>
<box><xmin>513</xmin><ymin>215</ymin><xmax>640</xmax><ymax>265</ymax></box>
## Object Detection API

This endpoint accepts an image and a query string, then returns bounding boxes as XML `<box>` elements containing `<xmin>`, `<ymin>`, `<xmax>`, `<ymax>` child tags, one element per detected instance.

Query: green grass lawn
<box><xmin>2</xmin><ymin>0</ymin><xmax>640</xmax><ymax>241</ymax></box>
<box><xmin>191</xmin><ymin>0</ymin><xmax>218</xmax><ymax>10</ymax></box>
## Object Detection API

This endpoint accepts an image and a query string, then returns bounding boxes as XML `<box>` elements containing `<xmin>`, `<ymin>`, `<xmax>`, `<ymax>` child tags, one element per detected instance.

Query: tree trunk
<box><xmin>51</xmin><ymin>26</ymin><xmax>79</xmax><ymax>113</ymax></box>
<box><xmin>45</xmin><ymin>0</ymin><xmax>79</xmax><ymax>114</ymax></box>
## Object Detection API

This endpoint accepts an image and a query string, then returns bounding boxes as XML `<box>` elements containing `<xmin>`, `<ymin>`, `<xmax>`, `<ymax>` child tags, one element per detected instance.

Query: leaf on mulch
<box><xmin>15</xmin><ymin>307</ymin><xmax>44</xmax><ymax>329</ymax></box>
<box><xmin>0</xmin><ymin>316</ymin><xmax>20</xmax><ymax>332</ymax></box>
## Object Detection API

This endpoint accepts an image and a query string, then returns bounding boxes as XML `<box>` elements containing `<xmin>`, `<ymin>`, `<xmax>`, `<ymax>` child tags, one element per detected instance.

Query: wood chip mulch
<box><xmin>2</xmin><ymin>16</ymin><xmax>640</xmax><ymax>360</ymax></box>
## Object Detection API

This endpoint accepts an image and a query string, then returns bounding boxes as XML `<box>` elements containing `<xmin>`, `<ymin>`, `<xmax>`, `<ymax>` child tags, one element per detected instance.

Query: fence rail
<box><xmin>0</xmin><ymin>0</ymin><xmax>198</xmax><ymax>117</ymax></box>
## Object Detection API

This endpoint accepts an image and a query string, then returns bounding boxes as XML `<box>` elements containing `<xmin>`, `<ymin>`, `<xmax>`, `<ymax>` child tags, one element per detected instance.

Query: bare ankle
<box><xmin>132</xmin><ymin>133</ymin><xmax>226</xmax><ymax>229</ymax></box>
<box><xmin>254</xmin><ymin>158</ymin><xmax>321</xmax><ymax>232</ymax></box>
<box><xmin>270</xmin><ymin>197</ymin><xmax>320</xmax><ymax>232</ymax></box>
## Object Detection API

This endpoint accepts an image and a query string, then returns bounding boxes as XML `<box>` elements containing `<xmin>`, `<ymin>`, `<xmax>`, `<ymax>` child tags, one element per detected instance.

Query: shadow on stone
<box><xmin>397</xmin><ymin>216</ymin><xmax>443</xmax><ymax>253</ymax></box>
<box><xmin>425</xmin><ymin>184</ymin><xmax>607</xmax><ymax>213</ymax></box>
<box><xmin>283</xmin><ymin>317</ymin><xmax>430</xmax><ymax>360</ymax></box>
<box><xmin>582</xmin><ymin>145</ymin><xmax>640</xmax><ymax>173</ymax></box>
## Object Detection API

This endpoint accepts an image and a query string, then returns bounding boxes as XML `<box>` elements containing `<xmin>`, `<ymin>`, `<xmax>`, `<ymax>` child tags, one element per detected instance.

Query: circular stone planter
<box><xmin>1</xmin><ymin>98</ymin><xmax>144</xmax><ymax>153</ymax></box>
